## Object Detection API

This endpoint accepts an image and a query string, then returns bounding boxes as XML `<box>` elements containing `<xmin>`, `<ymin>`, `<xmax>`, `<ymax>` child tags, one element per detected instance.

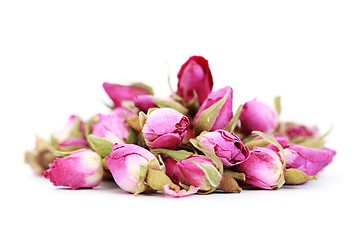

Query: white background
<box><xmin>0</xmin><ymin>1</ymin><xmax>359</xmax><ymax>239</ymax></box>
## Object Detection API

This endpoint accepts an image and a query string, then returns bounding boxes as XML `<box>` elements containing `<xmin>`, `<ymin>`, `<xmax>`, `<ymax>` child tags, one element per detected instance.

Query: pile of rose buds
<box><xmin>25</xmin><ymin>56</ymin><xmax>336</xmax><ymax>197</ymax></box>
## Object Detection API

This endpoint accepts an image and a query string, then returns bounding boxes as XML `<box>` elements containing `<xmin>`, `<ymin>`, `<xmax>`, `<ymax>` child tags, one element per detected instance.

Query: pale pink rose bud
<box><xmin>240</xmin><ymin>99</ymin><xmax>277</xmax><ymax>135</ymax></box>
<box><xmin>198</xmin><ymin>130</ymin><xmax>249</xmax><ymax>167</ymax></box>
<box><xmin>103</xmin><ymin>82</ymin><xmax>153</xmax><ymax>108</ymax></box>
<box><xmin>194</xmin><ymin>86</ymin><xmax>233</xmax><ymax>134</ymax></box>
<box><xmin>176</xmin><ymin>56</ymin><xmax>213</xmax><ymax>105</ymax></box>
<box><xmin>105</xmin><ymin>144</ymin><xmax>157</xmax><ymax>194</ymax></box>
<box><xmin>92</xmin><ymin>107</ymin><xmax>135</xmax><ymax>144</ymax></box>
<box><xmin>142</xmin><ymin>108</ymin><xmax>190</xmax><ymax>149</ymax></box>
<box><xmin>52</xmin><ymin>115</ymin><xmax>88</xmax><ymax>150</ymax></box>
<box><xmin>235</xmin><ymin>147</ymin><xmax>284</xmax><ymax>189</ymax></box>
<box><xmin>284</xmin><ymin>145</ymin><xmax>336</xmax><ymax>176</ymax></box>
<box><xmin>44</xmin><ymin>150</ymin><xmax>104</xmax><ymax>190</ymax></box>
<box><xmin>177</xmin><ymin>155</ymin><xmax>221</xmax><ymax>191</ymax></box>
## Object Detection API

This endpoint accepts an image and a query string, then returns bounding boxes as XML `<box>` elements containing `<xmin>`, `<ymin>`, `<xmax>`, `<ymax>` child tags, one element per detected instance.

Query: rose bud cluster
<box><xmin>25</xmin><ymin>55</ymin><xmax>336</xmax><ymax>197</ymax></box>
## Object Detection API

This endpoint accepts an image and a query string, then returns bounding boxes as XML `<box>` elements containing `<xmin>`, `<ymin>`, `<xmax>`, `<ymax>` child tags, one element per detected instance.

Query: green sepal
<box><xmin>125</xmin><ymin>128</ymin><xmax>138</xmax><ymax>144</ymax></box>
<box><xmin>84</xmin><ymin>115</ymin><xmax>99</xmax><ymax>139</ymax></box>
<box><xmin>186</xmin><ymin>90</ymin><xmax>200</xmax><ymax>115</ymax></box>
<box><xmin>188</xmin><ymin>160</ymin><xmax>222</xmax><ymax>188</ymax></box>
<box><xmin>245</xmin><ymin>139</ymin><xmax>269</xmax><ymax>150</ymax></box>
<box><xmin>151</xmin><ymin>149</ymin><xmax>194</xmax><ymax>161</ymax></box>
<box><xmin>153</xmin><ymin>98</ymin><xmax>188</xmax><ymax>115</ymax></box>
<box><xmin>224</xmin><ymin>169</ymin><xmax>246</xmax><ymax>181</ymax></box>
<box><xmin>289</xmin><ymin>125</ymin><xmax>332</xmax><ymax>149</ymax></box>
<box><xmin>189</xmin><ymin>138</ymin><xmax>223</xmax><ymax>174</ymax></box>
<box><xmin>218</xmin><ymin>174</ymin><xmax>242</xmax><ymax>193</ymax></box>
<box><xmin>146</xmin><ymin>169</ymin><xmax>180</xmax><ymax>192</ymax></box>
<box><xmin>51</xmin><ymin>148</ymin><xmax>82</xmax><ymax>158</ymax></box>
<box><xmin>274</xmin><ymin>96</ymin><xmax>281</xmax><ymax>117</ymax></box>
<box><xmin>284</xmin><ymin>168</ymin><xmax>317</xmax><ymax>185</ymax></box>
<box><xmin>194</xmin><ymin>87</ymin><xmax>230</xmax><ymax>136</ymax></box>
<box><xmin>138</xmin><ymin>111</ymin><xmax>147</xmax><ymax>129</ymax></box>
<box><xmin>87</xmin><ymin>134</ymin><xmax>113</xmax><ymax>158</ymax></box>
<box><xmin>131</xmin><ymin>82</ymin><xmax>154</xmax><ymax>95</ymax></box>
<box><xmin>134</xmin><ymin>165</ymin><xmax>148</xmax><ymax>196</ymax></box>
<box><xmin>224</xmin><ymin>104</ymin><xmax>242</xmax><ymax>133</ymax></box>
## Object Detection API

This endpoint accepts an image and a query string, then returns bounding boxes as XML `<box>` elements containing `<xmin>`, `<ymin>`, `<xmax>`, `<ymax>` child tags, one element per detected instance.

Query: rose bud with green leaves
<box><xmin>88</xmin><ymin>107</ymin><xmax>136</xmax><ymax>158</ymax></box>
<box><xmin>284</xmin><ymin>144</ymin><xmax>336</xmax><ymax>176</ymax></box>
<box><xmin>177</xmin><ymin>155</ymin><xmax>222</xmax><ymax>192</ymax></box>
<box><xmin>142</xmin><ymin>108</ymin><xmax>190</xmax><ymax>149</ymax></box>
<box><xmin>198</xmin><ymin>130</ymin><xmax>249</xmax><ymax>167</ymax></box>
<box><xmin>176</xmin><ymin>56</ymin><xmax>213</xmax><ymax>106</ymax></box>
<box><xmin>134</xmin><ymin>95</ymin><xmax>188</xmax><ymax>115</ymax></box>
<box><xmin>194</xmin><ymin>86</ymin><xmax>233</xmax><ymax>135</ymax></box>
<box><xmin>235</xmin><ymin>147</ymin><xmax>285</xmax><ymax>190</ymax></box>
<box><xmin>103</xmin><ymin>82</ymin><xmax>153</xmax><ymax>108</ymax></box>
<box><xmin>240</xmin><ymin>99</ymin><xmax>277</xmax><ymax>135</ymax></box>
<box><xmin>44</xmin><ymin>150</ymin><xmax>104</xmax><ymax>190</ymax></box>
<box><xmin>51</xmin><ymin>115</ymin><xmax>88</xmax><ymax>151</ymax></box>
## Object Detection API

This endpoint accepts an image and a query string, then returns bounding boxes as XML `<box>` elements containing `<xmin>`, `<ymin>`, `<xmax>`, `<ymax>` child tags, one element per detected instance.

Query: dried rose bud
<box><xmin>25</xmin><ymin>136</ymin><xmax>55</xmax><ymax>175</ymax></box>
<box><xmin>142</xmin><ymin>108</ymin><xmax>189</xmax><ymax>149</ymax></box>
<box><xmin>279</xmin><ymin>122</ymin><xmax>319</xmax><ymax>139</ymax></box>
<box><xmin>240</xmin><ymin>99</ymin><xmax>277</xmax><ymax>135</ymax></box>
<box><xmin>194</xmin><ymin>86</ymin><xmax>233</xmax><ymax>135</ymax></box>
<box><xmin>284</xmin><ymin>144</ymin><xmax>336</xmax><ymax>176</ymax></box>
<box><xmin>198</xmin><ymin>130</ymin><xmax>249</xmax><ymax>167</ymax></box>
<box><xmin>44</xmin><ymin>150</ymin><xmax>104</xmax><ymax>190</ymax></box>
<box><xmin>105</xmin><ymin>144</ymin><xmax>157</xmax><ymax>194</ymax></box>
<box><xmin>235</xmin><ymin>147</ymin><xmax>284</xmax><ymax>189</ymax></box>
<box><xmin>103</xmin><ymin>82</ymin><xmax>153</xmax><ymax>108</ymax></box>
<box><xmin>176</xmin><ymin>56</ymin><xmax>213</xmax><ymax>106</ymax></box>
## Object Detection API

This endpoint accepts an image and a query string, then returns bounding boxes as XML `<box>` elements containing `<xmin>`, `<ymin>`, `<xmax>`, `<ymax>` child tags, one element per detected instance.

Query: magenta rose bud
<box><xmin>236</xmin><ymin>147</ymin><xmax>284</xmax><ymax>189</ymax></box>
<box><xmin>142</xmin><ymin>108</ymin><xmax>190</xmax><ymax>149</ymax></box>
<box><xmin>92</xmin><ymin>107</ymin><xmax>135</xmax><ymax>144</ymax></box>
<box><xmin>198</xmin><ymin>130</ymin><xmax>249</xmax><ymax>167</ymax></box>
<box><xmin>176</xmin><ymin>56</ymin><xmax>213</xmax><ymax>106</ymax></box>
<box><xmin>103</xmin><ymin>82</ymin><xmax>152</xmax><ymax>108</ymax></box>
<box><xmin>134</xmin><ymin>95</ymin><xmax>158</xmax><ymax>112</ymax></box>
<box><xmin>240</xmin><ymin>99</ymin><xmax>277</xmax><ymax>135</ymax></box>
<box><xmin>163</xmin><ymin>157</ymin><xmax>184</xmax><ymax>185</ymax></box>
<box><xmin>280</xmin><ymin>123</ymin><xmax>319</xmax><ymax>139</ymax></box>
<box><xmin>266</xmin><ymin>135</ymin><xmax>289</xmax><ymax>152</ymax></box>
<box><xmin>44</xmin><ymin>150</ymin><xmax>104</xmax><ymax>190</ymax></box>
<box><xmin>194</xmin><ymin>86</ymin><xmax>233</xmax><ymax>133</ymax></box>
<box><xmin>105</xmin><ymin>144</ymin><xmax>156</xmax><ymax>194</ymax></box>
<box><xmin>284</xmin><ymin>145</ymin><xmax>336</xmax><ymax>176</ymax></box>
<box><xmin>177</xmin><ymin>155</ymin><xmax>221</xmax><ymax>191</ymax></box>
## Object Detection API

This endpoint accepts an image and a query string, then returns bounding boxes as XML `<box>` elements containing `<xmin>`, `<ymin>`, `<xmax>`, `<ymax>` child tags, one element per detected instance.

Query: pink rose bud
<box><xmin>240</xmin><ymin>99</ymin><xmax>277</xmax><ymax>135</ymax></box>
<box><xmin>44</xmin><ymin>150</ymin><xmax>104</xmax><ymax>190</ymax></box>
<box><xmin>142</xmin><ymin>108</ymin><xmax>190</xmax><ymax>149</ymax></box>
<box><xmin>52</xmin><ymin>115</ymin><xmax>88</xmax><ymax>150</ymax></box>
<box><xmin>177</xmin><ymin>155</ymin><xmax>221</xmax><ymax>191</ymax></box>
<box><xmin>280</xmin><ymin>123</ymin><xmax>319</xmax><ymax>139</ymax></box>
<box><xmin>284</xmin><ymin>145</ymin><xmax>336</xmax><ymax>176</ymax></box>
<box><xmin>163</xmin><ymin>156</ymin><xmax>184</xmax><ymax>185</ymax></box>
<box><xmin>176</xmin><ymin>56</ymin><xmax>213</xmax><ymax>105</ymax></box>
<box><xmin>103</xmin><ymin>82</ymin><xmax>153</xmax><ymax>108</ymax></box>
<box><xmin>92</xmin><ymin>107</ymin><xmax>135</xmax><ymax>144</ymax></box>
<box><xmin>134</xmin><ymin>95</ymin><xmax>158</xmax><ymax>112</ymax></box>
<box><xmin>198</xmin><ymin>130</ymin><xmax>249</xmax><ymax>167</ymax></box>
<box><xmin>235</xmin><ymin>147</ymin><xmax>284</xmax><ymax>189</ymax></box>
<box><xmin>194</xmin><ymin>86</ymin><xmax>233</xmax><ymax>134</ymax></box>
<box><xmin>105</xmin><ymin>144</ymin><xmax>157</xmax><ymax>194</ymax></box>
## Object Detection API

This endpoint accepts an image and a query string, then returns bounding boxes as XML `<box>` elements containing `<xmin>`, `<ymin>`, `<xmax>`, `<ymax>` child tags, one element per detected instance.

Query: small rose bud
<box><xmin>25</xmin><ymin>136</ymin><xmax>56</xmax><ymax>175</ymax></box>
<box><xmin>177</xmin><ymin>155</ymin><xmax>222</xmax><ymax>191</ymax></box>
<box><xmin>91</xmin><ymin>107</ymin><xmax>136</xmax><ymax>144</ymax></box>
<box><xmin>52</xmin><ymin>115</ymin><xmax>88</xmax><ymax>151</ymax></box>
<box><xmin>284</xmin><ymin>144</ymin><xmax>336</xmax><ymax>176</ymax></box>
<box><xmin>235</xmin><ymin>147</ymin><xmax>285</xmax><ymax>189</ymax></box>
<box><xmin>240</xmin><ymin>99</ymin><xmax>277</xmax><ymax>135</ymax></box>
<box><xmin>44</xmin><ymin>150</ymin><xmax>104</xmax><ymax>190</ymax></box>
<box><xmin>194</xmin><ymin>86</ymin><xmax>233</xmax><ymax>135</ymax></box>
<box><xmin>103</xmin><ymin>82</ymin><xmax>153</xmax><ymax>108</ymax></box>
<box><xmin>176</xmin><ymin>56</ymin><xmax>213</xmax><ymax>106</ymax></box>
<box><xmin>163</xmin><ymin>156</ymin><xmax>184</xmax><ymax>185</ymax></box>
<box><xmin>198</xmin><ymin>130</ymin><xmax>249</xmax><ymax>167</ymax></box>
<box><xmin>105</xmin><ymin>144</ymin><xmax>157</xmax><ymax>194</ymax></box>
<box><xmin>142</xmin><ymin>108</ymin><xmax>190</xmax><ymax>149</ymax></box>
<box><xmin>279</xmin><ymin>123</ymin><xmax>319</xmax><ymax>139</ymax></box>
